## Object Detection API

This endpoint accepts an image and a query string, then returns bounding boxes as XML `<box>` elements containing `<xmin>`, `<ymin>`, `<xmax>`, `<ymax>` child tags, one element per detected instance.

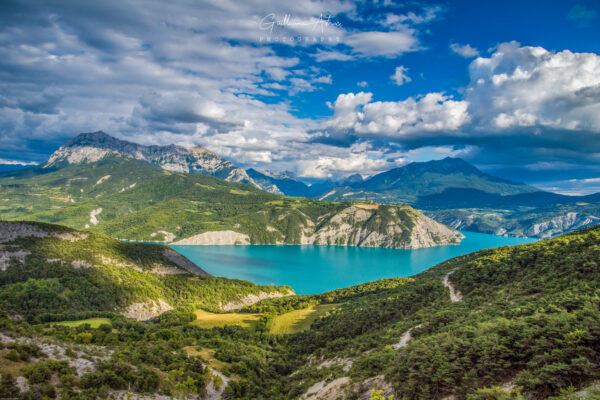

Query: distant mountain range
<box><xmin>318</xmin><ymin>157</ymin><xmax>540</xmax><ymax>205</ymax></box>
<box><xmin>0</xmin><ymin>134</ymin><xmax>462</xmax><ymax>249</ymax></box>
<box><xmin>5</xmin><ymin>131</ymin><xmax>600</xmax><ymax>238</ymax></box>
<box><xmin>45</xmin><ymin>131</ymin><xmax>260</xmax><ymax>187</ymax></box>
<box><xmin>308</xmin><ymin>157</ymin><xmax>600</xmax><ymax>238</ymax></box>
<box><xmin>247</xmin><ymin>168</ymin><xmax>365</xmax><ymax>198</ymax></box>
<box><xmin>43</xmin><ymin>131</ymin><xmax>364</xmax><ymax>197</ymax></box>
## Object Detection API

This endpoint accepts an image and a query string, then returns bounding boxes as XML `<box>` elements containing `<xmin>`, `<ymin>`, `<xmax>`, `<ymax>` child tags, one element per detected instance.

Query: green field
<box><xmin>183</xmin><ymin>346</ymin><xmax>229</xmax><ymax>370</ymax></box>
<box><xmin>191</xmin><ymin>310</ymin><xmax>262</xmax><ymax>329</ymax></box>
<box><xmin>190</xmin><ymin>305</ymin><xmax>338</xmax><ymax>334</ymax></box>
<box><xmin>269</xmin><ymin>304</ymin><xmax>338</xmax><ymax>335</ymax></box>
<box><xmin>53</xmin><ymin>318</ymin><xmax>111</xmax><ymax>328</ymax></box>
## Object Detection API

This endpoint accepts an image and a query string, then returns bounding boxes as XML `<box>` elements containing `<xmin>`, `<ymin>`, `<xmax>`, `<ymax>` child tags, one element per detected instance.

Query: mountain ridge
<box><xmin>320</xmin><ymin>156</ymin><xmax>541</xmax><ymax>204</ymax></box>
<box><xmin>45</xmin><ymin>131</ymin><xmax>261</xmax><ymax>187</ymax></box>
<box><xmin>0</xmin><ymin>155</ymin><xmax>463</xmax><ymax>249</ymax></box>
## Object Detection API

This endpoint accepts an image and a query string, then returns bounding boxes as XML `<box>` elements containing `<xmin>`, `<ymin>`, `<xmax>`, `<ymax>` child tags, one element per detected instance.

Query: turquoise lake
<box><xmin>170</xmin><ymin>231</ymin><xmax>536</xmax><ymax>294</ymax></box>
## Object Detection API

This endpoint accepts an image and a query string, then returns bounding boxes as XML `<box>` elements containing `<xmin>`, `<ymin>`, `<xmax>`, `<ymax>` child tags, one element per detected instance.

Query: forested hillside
<box><xmin>0</xmin><ymin>223</ymin><xmax>598</xmax><ymax>399</ymax></box>
<box><xmin>0</xmin><ymin>157</ymin><xmax>462</xmax><ymax>249</ymax></box>
<box><xmin>0</xmin><ymin>221</ymin><xmax>290</xmax><ymax>323</ymax></box>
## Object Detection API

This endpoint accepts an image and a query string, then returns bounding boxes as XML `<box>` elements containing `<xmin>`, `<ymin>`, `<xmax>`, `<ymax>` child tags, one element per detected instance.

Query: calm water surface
<box><xmin>170</xmin><ymin>231</ymin><xmax>536</xmax><ymax>294</ymax></box>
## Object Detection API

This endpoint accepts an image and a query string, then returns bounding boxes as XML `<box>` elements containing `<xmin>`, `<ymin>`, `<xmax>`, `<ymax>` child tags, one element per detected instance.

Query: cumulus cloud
<box><xmin>317</xmin><ymin>42</ymin><xmax>600</xmax><ymax>178</ymax></box>
<box><xmin>466</xmin><ymin>41</ymin><xmax>600</xmax><ymax>138</ymax></box>
<box><xmin>313</xmin><ymin>75</ymin><xmax>333</xmax><ymax>84</ymax></box>
<box><xmin>298</xmin><ymin>154</ymin><xmax>388</xmax><ymax>178</ymax></box>
<box><xmin>357</xmin><ymin>81</ymin><xmax>368</xmax><ymax>88</ymax></box>
<box><xmin>391</xmin><ymin>66</ymin><xmax>411</xmax><ymax>85</ymax></box>
<box><xmin>319</xmin><ymin>91</ymin><xmax>469</xmax><ymax>143</ymax></box>
<box><xmin>450</xmin><ymin>43</ymin><xmax>479</xmax><ymax>58</ymax></box>
<box><xmin>0</xmin><ymin>0</ymin><xmax>436</xmax><ymax>178</ymax></box>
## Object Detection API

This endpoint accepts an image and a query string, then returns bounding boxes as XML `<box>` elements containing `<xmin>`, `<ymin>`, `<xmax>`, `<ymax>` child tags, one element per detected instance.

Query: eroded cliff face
<box><xmin>526</xmin><ymin>212</ymin><xmax>600</xmax><ymax>238</ymax></box>
<box><xmin>430</xmin><ymin>209</ymin><xmax>600</xmax><ymax>239</ymax></box>
<box><xmin>172</xmin><ymin>205</ymin><xmax>463</xmax><ymax>249</ymax></box>
<box><xmin>303</xmin><ymin>205</ymin><xmax>463</xmax><ymax>249</ymax></box>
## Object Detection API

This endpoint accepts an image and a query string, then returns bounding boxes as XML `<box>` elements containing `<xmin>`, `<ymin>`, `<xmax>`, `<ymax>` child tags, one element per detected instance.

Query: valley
<box><xmin>3</xmin><ymin>1</ymin><xmax>600</xmax><ymax>399</ymax></box>
<box><xmin>0</xmin><ymin>217</ymin><xmax>598</xmax><ymax>399</ymax></box>
<box><xmin>0</xmin><ymin>133</ymin><xmax>598</xmax><ymax>400</ymax></box>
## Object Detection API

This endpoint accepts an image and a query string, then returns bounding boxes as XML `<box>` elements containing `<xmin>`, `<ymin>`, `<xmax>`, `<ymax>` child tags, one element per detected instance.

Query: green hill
<box><xmin>318</xmin><ymin>158</ymin><xmax>600</xmax><ymax>238</ymax></box>
<box><xmin>319</xmin><ymin>157</ymin><xmax>539</xmax><ymax>205</ymax></box>
<box><xmin>0</xmin><ymin>156</ymin><xmax>462</xmax><ymax>249</ymax></box>
<box><xmin>0</xmin><ymin>221</ymin><xmax>290</xmax><ymax>323</ymax></box>
<box><xmin>216</xmin><ymin>224</ymin><xmax>600</xmax><ymax>399</ymax></box>
<box><xmin>0</xmin><ymin>224</ymin><xmax>599</xmax><ymax>399</ymax></box>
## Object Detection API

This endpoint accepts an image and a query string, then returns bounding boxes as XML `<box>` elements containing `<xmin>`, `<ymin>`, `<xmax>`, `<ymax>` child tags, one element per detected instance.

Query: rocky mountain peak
<box><xmin>45</xmin><ymin>131</ymin><xmax>260</xmax><ymax>187</ymax></box>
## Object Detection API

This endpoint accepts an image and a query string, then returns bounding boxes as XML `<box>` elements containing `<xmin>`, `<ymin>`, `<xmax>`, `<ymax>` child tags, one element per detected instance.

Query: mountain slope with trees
<box><xmin>0</xmin><ymin>223</ymin><xmax>599</xmax><ymax>399</ymax></box>
<box><xmin>0</xmin><ymin>155</ymin><xmax>462</xmax><ymax>249</ymax></box>
<box><xmin>0</xmin><ymin>221</ymin><xmax>290</xmax><ymax>323</ymax></box>
<box><xmin>318</xmin><ymin>157</ymin><xmax>600</xmax><ymax>238</ymax></box>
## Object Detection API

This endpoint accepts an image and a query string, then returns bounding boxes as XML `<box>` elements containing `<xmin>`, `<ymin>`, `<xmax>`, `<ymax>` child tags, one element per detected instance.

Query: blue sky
<box><xmin>1</xmin><ymin>0</ymin><xmax>600</xmax><ymax>193</ymax></box>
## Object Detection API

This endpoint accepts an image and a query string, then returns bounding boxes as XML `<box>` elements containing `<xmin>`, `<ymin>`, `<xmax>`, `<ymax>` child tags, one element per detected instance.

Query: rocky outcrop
<box><xmin>89</xmin><ymin>207</ymin><xmax>102</xmax><ymax>226</ymax></box>
<box><xmin>170</xmin><ymin>205</ymin><xmax>463</xmax><ymax>249</ymax></box>
<box><xmin>0</xmin><ymin>250</ymin><xmax>29</xmax><ymax>271</ymax></box>
<box><xmin>221</xmin><ymin>290</ymin><xmax>294</xmax><ymax>311</ymax></box>
<box><xmin>150</xmin><ymin>230</ymin><xmax>176</xmax><ymax>242</ymax></box>
<box><xmin>431</xmin><ymin>209</ymin><xmax>600</xmax><ymax>239</ymax></box>
<box><xmin>123</xmin><ymin>299</ymin><xmax>173</xmax><ymax>321</ymax></box>
<box><xmin>303</xmin><ymin>205</ymin><xmax>463</xmax><ymax>249</ymax></box>
<box><xmin>301</xmin><ymin>377</ymin><xmax>351</xmax><ymax>400</ymax></box>
<box><xmin>172</xmin><ymin>230</ymin><xmax>250</xmax><ymax>245</ymax></box>
<box><xmin>526</xmin><ymin>212</ymin><xmax>599</xmax><ymax>238</ymax></box>
<box><xmin>0</xmin><ymin>221</ymin><xmax>88</xmax><ymax>243</ymax></box>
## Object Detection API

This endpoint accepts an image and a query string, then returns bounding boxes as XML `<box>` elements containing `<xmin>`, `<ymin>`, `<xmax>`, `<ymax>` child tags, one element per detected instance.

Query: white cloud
<box><xmin>0</xmin><ymin>0</ymin><xmax>435</xmax><ymax>166</ymax></box>
<box><xmin>450</xmin><ymin>43</ymin><xmax>480</xmax><ymax>58</ymax></box>
<box><xmin>313</xmin><ymin>75</ymin><xmax>333</xmax><ymax>84</ymax></box>
<box><xmin>345</xmin><ymin>30</ymin><xmax>419</xmax><ymax>57</ymax></box>
<box><xmin>381</xmin><ymin>6</ymin><xmax>443</xmax><ymax>27</ymax></box>
<box><xmin>357</xmin><ymin>81</ymin><xmax>368</xmax><ymax>88</ymax></box>
<box><xmin>298</xmin><ymin>153</ymin><xmax>388</xmax><ymax>178</ymax></box>
<box><xmin>466</xmin><ymin>41</ymin><xmax>600</xmax><ymax>134</ymax></box>
<box><xmin>320</xmin><ymin>91</ymin><xmax>469</xmax><ymax>139</ymax></box>
<box><xmin>313</xmin><ymin>49</ymin><xmax>354</xmax><ymax>62</ymax></box>
<box><xmin>0</xmin><ymin>158</ymin><xmax>39</xmax><ymax>166</ymax></box>
<box><xmin>316</xmin><ymin>42</ymin><xmax>600</xmax><ymax>174</ymax></box>
<box><xmin>391</xmin><ymin>66</ymin><xmax>411</xmax><ymax>85</ymax></box>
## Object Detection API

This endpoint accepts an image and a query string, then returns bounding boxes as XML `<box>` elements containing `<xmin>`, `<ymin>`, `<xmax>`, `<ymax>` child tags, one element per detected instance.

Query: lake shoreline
<box><xmin>170</xmin><ymin>231</ymin><xmax>536</xmax><ymax>294</ymax></box>
<box><xmin>118</xmin><ymin>229</ymin><xmax>538</xmax><ymax>246</ymax></box>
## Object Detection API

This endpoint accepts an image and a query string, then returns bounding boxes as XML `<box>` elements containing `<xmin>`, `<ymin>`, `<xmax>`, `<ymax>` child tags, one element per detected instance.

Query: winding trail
<box><xmin>204</xmin><ymin>368</ymin><xmax>230</xmax><ymax>400</ymax></box>
<box><xmin>392</xmin><ymin>324</ymin><xmax>423</xmax><ymax>349</ymax></box>
<box><xmin>443</xmin><ymin>271</ymin><xmax>463</xmax><ymax>302</ymax></box>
